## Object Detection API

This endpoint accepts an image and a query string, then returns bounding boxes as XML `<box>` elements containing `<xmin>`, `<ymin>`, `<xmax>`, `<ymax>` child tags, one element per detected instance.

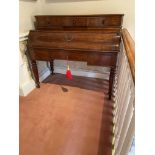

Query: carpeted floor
<box><xmin>20</xmin><ymin>74</ymin><xmax>114</xmax><ymax>155</ymax></box>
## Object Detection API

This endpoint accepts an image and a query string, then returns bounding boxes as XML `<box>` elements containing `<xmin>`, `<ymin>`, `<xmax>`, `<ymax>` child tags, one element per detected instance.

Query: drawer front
<box><xmin>35</xmin><ymin>15</ymin><xmax>123</xmax><ymax>29</ymax></box>
<box><xmin>30</xmin><ymin>48</ymin><xmax>118</xmax><ymax>67</ymax></box>
<box><xmin>87</xmin><ymin>52</ymin><xmax>118</xmax><ymax>67</ymax></box>
<box><xmin>48</xmin><ymin>50</ymin><xmax>87</xmax><ymax>61</ymax></box>
<box><xmin>29</xmin><ymin>31</ymin><xmax>120</xmax><ymax>51</ymax></box>
<box><xmin>32</xmin><ymin>49</ymin><xmax>87</xmax><ymax>61</ymax></box>
<box><xmin>31</xmin><ymin>49</ymin><xmax>50</xmax><ymax>61</ymax></box>
<box><xmin>29</xmin><ymin>31</ymin><xmax>120</xmax><ymax>43</ymax></box>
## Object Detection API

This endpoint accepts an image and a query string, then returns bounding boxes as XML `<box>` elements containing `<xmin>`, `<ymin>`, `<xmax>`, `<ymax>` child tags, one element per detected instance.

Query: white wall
<box><xmin>19</xmin><ymin>40</ymin><xmax>36</xmax><ymax>96</ymax></box>
<box><xmin>19</xmin><ymin>0</ymin><xmax>41</xmax><ymax>33</ymax></box>
<box><xmin>19</xmin><ymin>0</ymin><xmax>48</xmax><ymax>96</ymax></box>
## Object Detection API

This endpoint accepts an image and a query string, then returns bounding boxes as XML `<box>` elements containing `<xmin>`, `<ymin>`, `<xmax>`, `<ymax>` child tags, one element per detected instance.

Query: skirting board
<box><xmin>54</xmin><ymin>67</ymin><xmax>110</xmax><ymax>80</ymax></box>
<box><xmin>20</xmin><ymin>67</ymin><xmax>110</xmax><ymax>96</ymax></box>
<box><xmin>19</xmin><ymin>69</ymin><xmax>51</xmax><ymax>97</ymax></box>
<box><xmin>19</xmin><ymin>79</ymin><xmax>36</xmax><ymax>96</ymax></box>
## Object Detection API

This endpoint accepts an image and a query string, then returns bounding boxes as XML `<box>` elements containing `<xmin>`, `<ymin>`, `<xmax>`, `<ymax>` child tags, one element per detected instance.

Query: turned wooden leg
<box><xmin>31</xmin><ymin>60</ymin><xmax>40</xmax><ymax>88</ymax></box>
<box><xmin>50</xmin><ymin>60</ymin><xmax>54</xmax><ymax>75</ymax></box>
<box><xmin>109</xmin><ymin>67</ymin><xmax>115</xmax><ymax>100</ymax></box>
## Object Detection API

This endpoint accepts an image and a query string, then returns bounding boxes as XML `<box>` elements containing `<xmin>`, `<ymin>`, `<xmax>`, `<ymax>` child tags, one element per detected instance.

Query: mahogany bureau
<box><xmin>26</xmin><ymin>14</ymin><xmax>124</xmax><ymax>99</ymax></box>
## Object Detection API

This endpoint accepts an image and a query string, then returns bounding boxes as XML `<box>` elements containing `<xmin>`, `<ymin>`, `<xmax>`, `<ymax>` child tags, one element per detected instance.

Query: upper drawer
<box><xmin>28</xmin><ymin>30</ymin><xmax>121</xmax><ymax>51</ymax></box>
<box><xmin>28</xmin><ymin>31</ymin><xmax>121</xmax><ymax>43</ymax></box>
<box><xmin>35</xmin><ymin>15</ymin><xmax>123</xmax><ymax>30</ymax></box>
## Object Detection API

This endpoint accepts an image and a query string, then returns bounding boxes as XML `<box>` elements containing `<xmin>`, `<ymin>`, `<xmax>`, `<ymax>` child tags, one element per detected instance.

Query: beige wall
<box><xmin>19</xmin><ymin>0</ymin><xmax>42</xmax><ymax>33</ymax></box>
<box><xmin>19</xmin><ymin>0</ymin><xmax>47</xmax><ymax>96</ymax></box>
<box><xmin>39</xmin><ymin>0</ymin><xmax>135</xmax><ymax>39</ymax></box>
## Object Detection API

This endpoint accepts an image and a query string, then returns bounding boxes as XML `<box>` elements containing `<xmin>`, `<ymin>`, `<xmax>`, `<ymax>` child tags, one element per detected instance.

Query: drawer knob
<box><xmin>65</xmin><ymin>34</ymin><xmax>73</xmax><ymax>42</ymax></box>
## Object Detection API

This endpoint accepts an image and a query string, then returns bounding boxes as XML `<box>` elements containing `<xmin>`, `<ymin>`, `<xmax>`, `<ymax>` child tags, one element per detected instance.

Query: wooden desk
<box><xmin>26</xmin><ymin>14</ymin><xmax>123</xmax><ymax>99</ymax></box>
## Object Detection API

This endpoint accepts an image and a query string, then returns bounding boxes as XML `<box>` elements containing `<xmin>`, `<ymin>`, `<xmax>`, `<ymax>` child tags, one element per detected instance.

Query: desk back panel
<box><xmin>34</xmin><ymin>14</ymin><xmax>123</xmax><ymax>30</ymax></box>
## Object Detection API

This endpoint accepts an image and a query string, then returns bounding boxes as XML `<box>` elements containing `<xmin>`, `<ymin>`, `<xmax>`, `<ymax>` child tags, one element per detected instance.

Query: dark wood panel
<box><xmin>35</xmin><ymin>14</ymin><xmax>124</xmax><ymax>30</ymax></box>
<box><xmin>49</xmin><ymin>50</ymin><xmax>88</xmax><ymax>61</ymax></box>
<box><xmin>31</xmin><ymin>49</ymin><xmax>50</xmax><ymax>61</ymax></box>
<box><xmin>88</xmin><ymin>52</ymin><xmax>118</xmax><ymax>66</ymax></box>
<box><xmin>29</xmin><ymin>30</ymin><xmax>121</xmax><ymax>43</ymax></box>
<box><xmin>28</xmin><ymin>31</ymin><xmax>120</xmax><ymax>51</ymax></box>
<box><xmin>30</xmin><ymin>43</ymin><xmax>119</xmax><ymax>52</ymax></box>
<box><xmin>87</xmin><ymin>16</ymin><xmax>122</xmax><ymax>27</ymax></box>
<box><xmin>30</xmin><ymin>48</ymin><xmax>118</xmax><ymax>68</ymax></box>
<box><xmin>27</xmin><ymin>14</ymin><xmax>123</xmax><ymax>99</ymax></box>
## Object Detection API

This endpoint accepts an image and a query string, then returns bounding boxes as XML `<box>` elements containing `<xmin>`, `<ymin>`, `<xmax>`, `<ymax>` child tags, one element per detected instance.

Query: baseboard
<box><xmin>54</xmin><ymin>67</ymin><xmax>110</xmax><ymax>80</ymax></box>
<box><xmin>19</xmin><ymin>32</ymin><xmax>29</xmax><ymax>41</ymax></box>
<box><xmin>19</xmin><ymin>68</ymin><xmax>51</xmax><ymax>96</ymax></box>
<box><xmin>19</xmin><ymin>79</ymin><xmax>36</xmax><ymax>96</ymax></box>
<box><xmin>39</xmin><ymin>68</ymin><xmax>51</xmax><ymax>82</ymax></box>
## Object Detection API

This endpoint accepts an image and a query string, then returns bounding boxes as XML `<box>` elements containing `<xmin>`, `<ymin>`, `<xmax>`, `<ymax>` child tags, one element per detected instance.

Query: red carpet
<box><xmin>20</xmin><ymin>74</ymin><xmax>113</xmax><ymax>155</ymax></box>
